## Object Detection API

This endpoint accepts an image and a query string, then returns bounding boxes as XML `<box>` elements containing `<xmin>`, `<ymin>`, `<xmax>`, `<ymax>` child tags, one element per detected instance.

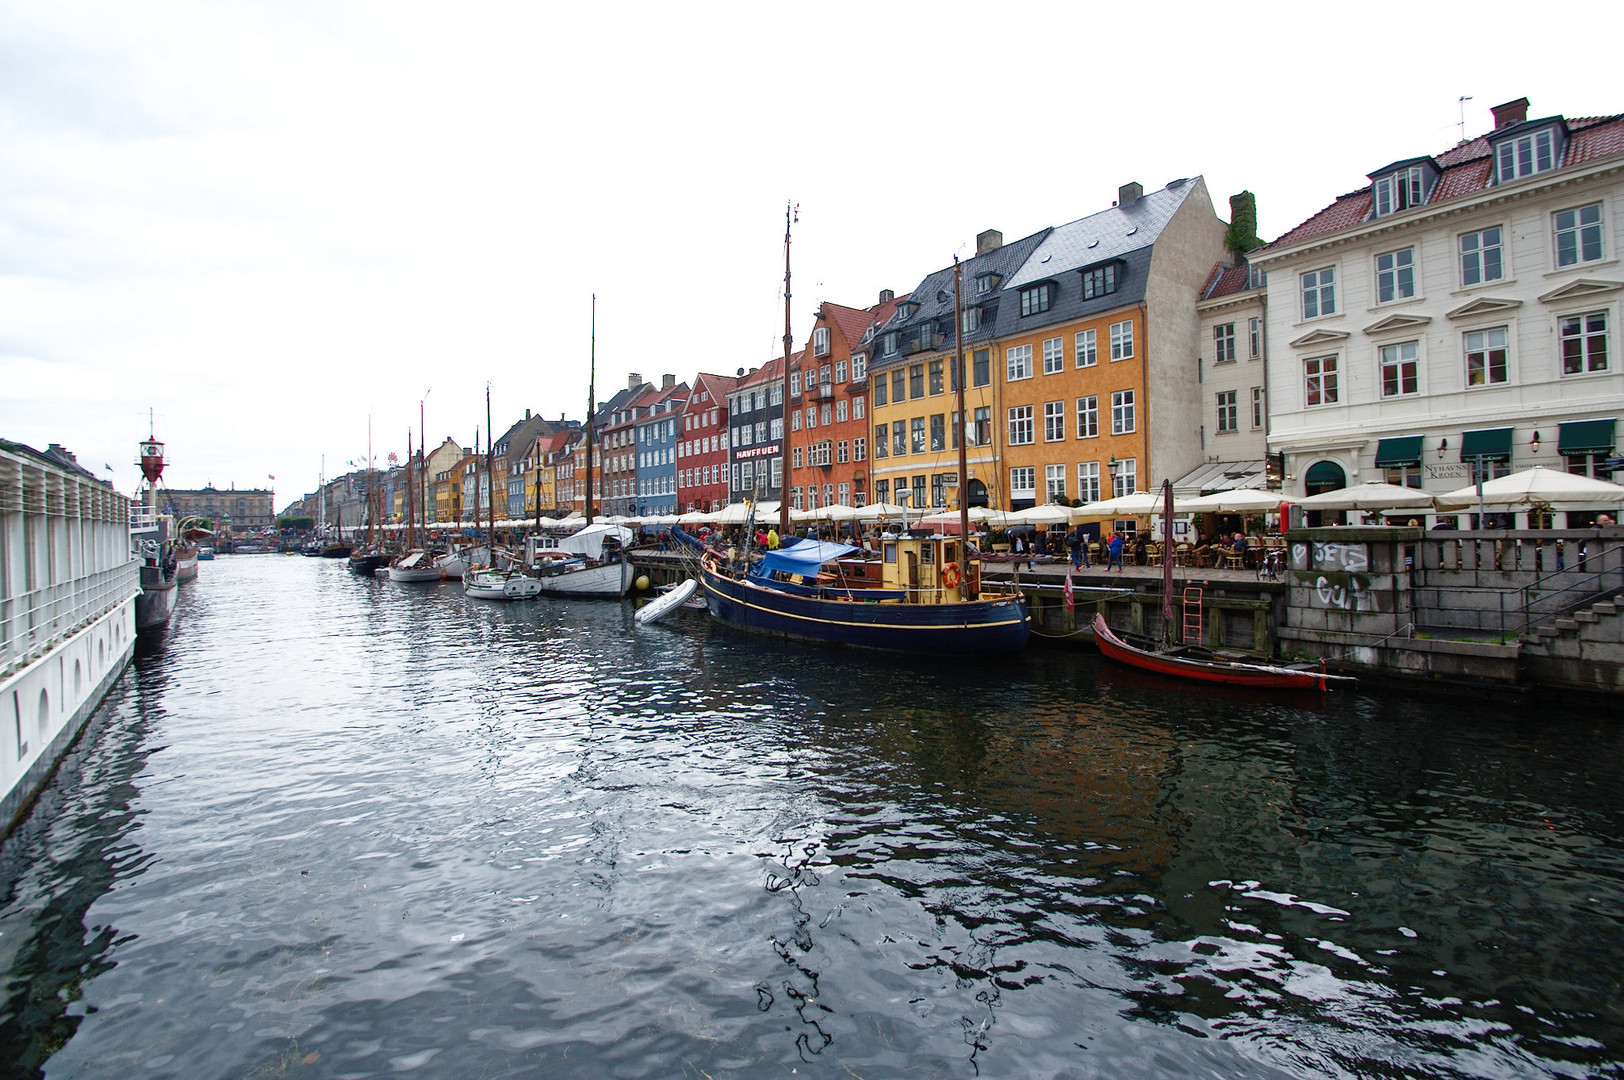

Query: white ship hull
<box><xmin>533</xmin><ymin>559</ymin><xmax>632</xmax><ymax>597</ymax></box>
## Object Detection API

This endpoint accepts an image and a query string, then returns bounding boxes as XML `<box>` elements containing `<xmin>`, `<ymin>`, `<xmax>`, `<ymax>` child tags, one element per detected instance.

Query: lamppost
<box><xmin>1107</xmin><ymin>456</ymin><xmax>1121</xmax><ymax>498</ymax></box>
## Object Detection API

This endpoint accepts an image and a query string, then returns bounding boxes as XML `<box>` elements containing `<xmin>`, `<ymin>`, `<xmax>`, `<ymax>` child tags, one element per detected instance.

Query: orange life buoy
<box><xmin>941</xmin><ymin>562</ymin><xmax>960</xmax><ymax>588</ymax></box>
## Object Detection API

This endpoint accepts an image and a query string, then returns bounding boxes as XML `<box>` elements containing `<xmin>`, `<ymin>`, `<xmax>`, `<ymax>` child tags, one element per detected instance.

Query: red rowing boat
<box><xmin>1092</xmin><ymin>613</ymin><xmax>1350</xmax><ymax>691</ymax></box>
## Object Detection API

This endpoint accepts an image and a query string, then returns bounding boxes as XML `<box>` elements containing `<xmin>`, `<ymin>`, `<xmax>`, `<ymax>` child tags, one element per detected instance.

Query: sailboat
<box><xmin>349</xmin><ymin>426</ymin><xmax>392</xmax><ymax>575</ymax></box>
<box><xmin>698</xmin><ymin>208</ymin><xmax>1029</xmax><ymax>653</ymax></box>
<box><xmin>388</xmin><ymin>422</ymin><xmax>443</xmax><ymax>583</ymax></box>
<box><xmin>462</xmin><ymin>386</ymin><xmax>542</xmax><ymax>599</ymax></box>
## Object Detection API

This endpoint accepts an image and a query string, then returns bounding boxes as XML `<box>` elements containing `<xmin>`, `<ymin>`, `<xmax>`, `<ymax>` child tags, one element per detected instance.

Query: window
<box><xmin>807</xmin><ymin>441</ymin><xmax>830</xmax><ymax>467</ymax></box>
<box><xmin>1375</xmin><ymin>247</ymin><xmax>1416</xmax><ymax>303</ymax></box>
<box><xmin>854</xmin><ymin>437</ymin><xmax>866</xmax><ymax>461</ymax></box>
<box><xmin>1109</xmin><ymin>320</ymin><xmax>1134</xmax><ymax>360</ymax></box>
<box><xmin>1459</xmin><ymin>227</ymin><xmax>1504</xmax><ymax>286</ymax></box>
<box><xmin>1008</xmin><ymin>405</ymin><xmax>1034</xmax><ymax>445</ymax></box>
<box><xmin>893</xmin><ymin>423</ymin><xmax>906</xmax><ymax>456</ymax></box>
<box><xmin>1304</xmin><ymin>355</ymin><xmax>1339</xmax><ymax>406</ymax></box>
<box><xmin>892</xmin><ymin>370</ymin><xmax>905</xmax><ymax>403</ymax></box>
<box><xmin>1077</xmin><ymin>461</ymin><xmax>1101</xmax><ymax>503</ymax></box>
<box><xmin>1216</xmin><ymin>390</ymin><xmax>1238</xmax><ymax>432</ymax></box>
<box><xmin>1248</xmin><ymin>317</ymin><xmax>1261</xmax><ymax>359</ymax></box>
<box><xmin>874</xmin><ymin>374</ymin><xmax>887</xmax><ymax>406</ymax></box>
<box><xmin>853</xmin><ymin>397</ymin><xmax>865</xmax><ymax>420</ymax></box>
<box><xmin>1380</xmin><ymin>340</ymin><xmax>1420</xmax><ymax>397</ymax></box>
<box><xmin>1250</xmin><ymin>386</ymin><xmax>1265</xmax><ymax>429</ymax></box>
<box><xmin>819</xmin><ymin>365</ymin><xmax>830</xmax><ymax>386</ymax></box>
<box><xmin>1081</xmin><ymin>263</ymin><xmax>1118</xmax><ymax>299</ymax></box>
<box><xmin>838</xmin><ymin>482</ymin><xmax>850</xmax><ymax>504</ymax></box>
<box><xmin>1010</xmin><ymin>466</ymin><xmax>1036</xmax><ymax>499</ymax></box>
<box><xmin>973</xmin><ymin>406</ymin><xmax>990</xmax><ymax>446</ymax></box>
<box><xmin>789</xmin><ymin>486</ymin><xmax>803</xmax><ymax>510</ymax></box>
<box><xmin>961</xmin><ymin>306</ymin><xmax>980</xmax><ymax>334</ymax></box>
<box><xmin>1555</xmin><ymin>203</ymin><xmax>1604</xmax><ymax>267</ymax></box>
<box><xmin>911</xmin><ymin>475</ymin><xmax>926</xmax><ymax>509</ymax></box>
<box><xmin>1045</xmin><ymin>464</ymin><xmax>1066</xmax><ymax>502</ymax></box>
<box><xmin>852</xmin><ymin>353</ymin><xmax>865</xmax><ymax>381</ymax></box>
<box><xmin>790</xmin><ymin>371</ymin><xmax>802</xmax><ymax>396</ymax></box>
<box><xmin>1111</xmin><ymin>389</ymin><xmax>1135</xmax><ymax>434</ymax></box>
<box><xmin>928</xmin><ymin>360</ymin><xmax>944</xmax><ymax>395</ymax></box>
<box><xmin>930</xmin><ymin>414</ymin><xmax>945</xmax><ymax>451</ymax></box>
<box><xmin>973</xmin><ymin>348</ymin><xmax>990</xmax><ymax>387</ymax></box>
<box><xmin>1386</xmin><ymin>465</ymin><xmax>1423</xmax><ymax>489</ymax></box>
<box><xmin>1006</xmin><ymin>344</ymin><xmax>1033</xmax><ymax>380</ymax></box>
<box><xmin>875</xmin><ymin>479</ymin><xmax>889</xmax><ymax>503</ymax></box>
<box><xmin>1214</xmin><ymin>323</ymin><xmax>1236</xmax><ymax>363</ymax></box>
<box><xmin>821</xmin><ymin>404</ymin><xmax>831</xmax><ymax>426</ymax></box>
<box><xmin>882</xmin><ymin>332</ymin><xmax>898</xmax><ymax>356</ymax></box>
<box><xmin>835</xmin><ymin>360</ymin><xmax>847</xmax><ymax>383</ymax></box>
<box><xmin>1019</xmin><ymin>284</ymin><xmax>1052</xmax><ymax>316</ymax></box>
<box><xmin>1465</xmin><ymin>327</ymin><xmax>1509</xmax><ymax>386</ymax></box>
<box><xmin>1301</xmin><ymin>266</ymin><xmax>1336</xmax><ymax>319</ymax></box>
<box><xmin>835</xmin><ymin>399</ymin><xmax>848</xmax><ymax>423</ymax></box>
<box><xmin>1076</xmin><ymin>395</ymin><xmax>1098</xmax><ymax>438</ymax></box>
<box><xmin>874</xmin><ymin>423</ymin><xmax>888</xmax><ymax>458</ymax></box>
<box><xmin>1112</xmin><ymin>458</ymin><xmax>1137</xmax><ymax>497</ymax></box>
<box><xmin>754</xmin><ymin>421</ymin><xmax>766</xmax><ymax>443</ymax></box>
<box><xmin>792</xmin><ymin>447</ymin><xmax>803</xmax><ymax>468</ymax></box>
<box><xmin>1043</xmin><ymin>400</ymin><xmax>1065</xmax><ymax>441</ymax></box>
<box><xmin>771</xmin><ymin>418</ymin><xmax>782</xmax><ymax>440</ymax></box>
<box><xmin>911</xmin><ymin>416</ymin><xmax>926</xmax><ymax>454</ymax></box>
<box><xmin>1560</xmin><ymin>311</ymin><xmax>1609</xmax><ymax>374</ymax></box>
<box><xmin>805</xmin><ymin>406</ymin><xmax>816</xmax><ymax>430</ymax></box>
<box><xmin>813</xmin><ymin>326</ymin><xmax>830</xmax><ymax>356</ymax></box>
<box><xmin>1495</xmin><ymin>127</ymin><xmax>1556</xmax><ymax>183</ymax></box>
<box><xmin>1373</xmin><ymin>165</ymin><xmax>1428</xmax><ymax>217</ymax></box>
<box><xmin>909</xmin><ymin>365</ymin><xmax>924</xmax><ymax>399</ymax></box>
<box><xmin>1042</xmin><ymin>337</ymin><xmax>1064</xmax><ymax>374</ymax></box>
<box><xmin>1075</xmin><ymin>328</ymin><xmax>1097</xmax><ymax>367</ymax></box>
<box><xmin>975</xmin><ymin>273</ymin><xmax>995</xmax><ymax>295</ymax></box>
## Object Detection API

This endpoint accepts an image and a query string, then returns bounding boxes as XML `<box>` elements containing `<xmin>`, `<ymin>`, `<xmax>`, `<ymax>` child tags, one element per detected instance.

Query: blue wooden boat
<box><xmin>699</xmin><ymin>533</ymin><xmax>1028</xmax><ymax>654</ymax></box>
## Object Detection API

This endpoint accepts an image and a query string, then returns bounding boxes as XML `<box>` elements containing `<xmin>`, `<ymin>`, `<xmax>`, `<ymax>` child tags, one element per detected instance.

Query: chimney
<box><xmin>975</xmin><ymin>229</ymin><xmax>1002</xmax><ymax>256</ymax></box>
<box><xmin>525</xmin><ymin>408</ymin><xmax>531</xmax><ymax>420</ymax></box>
<box><xmin>1491</xmin><ymin>97</ymin><xmax>1530</xmax><ymax>130</ymax></box>
<box><xmin>662</xmin><ymin>373</ymin><xmax>675</xmax><ymax>390</ymax></box>
<box><xmin>878</xmin><ymin>288</ymin><xmax>895</xmax><ymax>305</ymax></box>
<box><xmin>1118</xmin><ymin>181</ymin><xmax>1144</xmax><ymax>205</ymax></box>
<box><xmin>627</xmin><ymin>373</ymin><xmax>642</xmax><ymax>390</ymax></box>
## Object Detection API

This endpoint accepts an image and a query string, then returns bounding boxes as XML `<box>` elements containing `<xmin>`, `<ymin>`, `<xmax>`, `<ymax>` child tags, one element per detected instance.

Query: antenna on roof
<box><xmin>1457</xmin><ymin>95</ymin><xmax>1474</xmax><ymax>142</ymax></box>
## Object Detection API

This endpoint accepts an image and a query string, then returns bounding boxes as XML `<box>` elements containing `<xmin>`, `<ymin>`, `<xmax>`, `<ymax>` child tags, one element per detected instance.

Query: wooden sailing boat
<box><xmin>389</xmin><ymin>424</ymin><xmax>441</xmax><ymax>582</ymax></box>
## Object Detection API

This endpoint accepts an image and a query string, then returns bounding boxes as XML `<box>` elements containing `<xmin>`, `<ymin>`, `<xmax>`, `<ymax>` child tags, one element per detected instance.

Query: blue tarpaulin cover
<box><xmin>754</xmin><ymin>540</ymin><xmax>859</xmax><ymax>578</ymax></box>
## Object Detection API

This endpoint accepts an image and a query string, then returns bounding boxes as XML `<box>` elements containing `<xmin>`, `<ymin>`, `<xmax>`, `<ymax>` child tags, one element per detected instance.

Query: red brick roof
<box><xmin>1269</xmin><ymin>112</ymin><xmax>1624</xmax><ymax>250</ymax></box>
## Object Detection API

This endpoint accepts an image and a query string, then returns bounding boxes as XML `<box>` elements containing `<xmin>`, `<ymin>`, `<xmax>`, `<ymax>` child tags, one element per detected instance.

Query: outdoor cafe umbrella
<box><xmin>1177</xmin><ymin>488</ymin><xmax>1289</xmax><ymax>514</ymax></box>
<box><xmin>1070</xmin><ymin>491</ymin><xmax>1162</xmax><ymax>521</ymax></box>
<box><xmin>1435</xmin><ymin>466</ymin><xmax>1624</xmax><ymax>511</ymax></box>
<box><xmin>806</xmin><ymin>503</ymin><xmax>861</xmax><ymax>522</ymax></box>
<box><xmin>856</xmin><ymin>502</ymin><xmax>910</xmax><ymax>521</ymax></box>
<box><xmin>1008</xmin><ymin>504</ymin><xmax>1074</xmax><ymax>525</ymax></box>
<box><xmin>1294</xmin><ymin>482</ymin><xmax>1436</xmax><ymax>512</ymax></box>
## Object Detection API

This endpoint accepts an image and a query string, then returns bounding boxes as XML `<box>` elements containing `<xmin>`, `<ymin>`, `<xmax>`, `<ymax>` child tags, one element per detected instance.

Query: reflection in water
<box><xmin>0</xmin><ymin>555</ymin><xmax>1620</xmax><ymax>1079</ymax></box>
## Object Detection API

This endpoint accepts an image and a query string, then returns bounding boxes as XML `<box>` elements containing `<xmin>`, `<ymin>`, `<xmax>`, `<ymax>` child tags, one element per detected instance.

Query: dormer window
<box><xmin>881</xmin><ymin>331</ymin><xmax>899</xmax><ymax>356</ymax></box>
<box><xmin>975</xmin><ymin>273</ymin><xmax>997</xmax><ymax>295</ymax></box>
<box><xmin>961</xmin><ymin>306</ymin><xmax>980</xmax><ymax>334</ymax></box>
<box><xmin>813</xmin><ymin>326</ymin><xmax>830</xmax><ymax>357</ymax></box>
<box><xmin>896</xmin><ymin>302</ymin><xmax>917</xmax><ymax>321</ymax></box>
<box><xmin>1019</xmin><ymin>283</ymin><xmax>1054</xmax><ymax>317</ymax></box>
<box><xmin>1080</xmin><ymin>261</ymin><xmax>1120</xmax><ymax>301</ymax></box>
<box><xmin>1371</xmin><ymin>160</ymin><xmax>1436</xmax><ymax>217</ymax></box>
<box><xmin>1493</xmin><ymin>123</ymin><xmax>1562</xmax><ymax>184</ymax></box>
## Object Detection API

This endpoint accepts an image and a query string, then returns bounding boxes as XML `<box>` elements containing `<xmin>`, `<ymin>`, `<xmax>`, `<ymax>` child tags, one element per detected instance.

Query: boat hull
<box><xmin>136</xmin><ymin>564</ymin><xmax>178</xmax><ymax>632</ymax></box>
<box><xmin>533</xmin><ymin>559</ymin><xmax>632</xmax><ymax>598</ymax></box>
<box><xmin>1092</xmin><ymin>613</ymin><xmax>1330</xmax><ymax>690</ymax></box>
<box><xmin>463</xmin><ymin>571</ymin><xmax>543</xmax><ymax>600</ymax></box>
<box><xmin>348</xmin><ymin>552</ymin><xmax>391</xmax><ymax>576</ymax></box>
<box><xmin>634</xmin><ymin>578</ymin><xmax>698</xmax><ymax>625</ymax></box>
<box><xmin>700</xmin><ymin>561</ymin><xmax>1028</xmax><ymax>654</ymax></box>
<box><xmin>388</xmin><ymin>565</ymin><xmax>444</xmax><ymax>582</ymax></box>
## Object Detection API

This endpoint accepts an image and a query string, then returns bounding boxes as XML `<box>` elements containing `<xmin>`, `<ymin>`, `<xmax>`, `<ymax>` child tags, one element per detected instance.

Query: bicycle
<box><xmin>1257</xmin><ymin>548</ymin><xmax>1285</xmax><ymax>581</ymax></box>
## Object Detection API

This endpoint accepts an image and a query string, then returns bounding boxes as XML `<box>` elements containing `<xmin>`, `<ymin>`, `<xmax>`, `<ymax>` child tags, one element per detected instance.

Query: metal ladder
<box><xmin>1182</xmin><ymin>586</ymin><xmax>1204</xmax><ymax>645</ymax></box>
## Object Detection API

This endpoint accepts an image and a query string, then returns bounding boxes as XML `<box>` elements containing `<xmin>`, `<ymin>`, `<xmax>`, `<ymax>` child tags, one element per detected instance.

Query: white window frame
<box><xmin>1044</xmin><ymin>400</ymin><xmax>1065</xmax><ymax>442</ymax></box>
<box><xmin>1077</xmin><ymin>461</ymin><xmax>1101</xmax><ymax>503</ymax></box>
<box><xmin>1301</xmin><ymin>266</ymin><xmax>1336</xmax><ymax>319</ymax></box>
<box><xmin>1250</xmin><ymin>386</ymin><xmax>1265</xmax><ymax>430</ymax></box>
<box><xmin>852</xmin><ymin>353</ymin><xmax>866</xmax><ymax>381</ymax></box>
<box><xmin>1008</xmin><ymin>405</ymin><xmax>1034</xmax><ymax>445</ymax></box>
<box><xmin>1375</xmin><ymin>247</ymin><xmax>1416</xmax><ymax>304</ymax></box>
<box><xmin>1076</xmin><ymin>395</ymin><xmax>1098</xmax><ymax>439</ymax></box>
<box><xmin>1554</xmin><ymin>202</ymin><xmax>1605</xmax><ymax>268</ymax></box>
<box><xmin>1559</xmin><ymin>311</ymin><xmax>1609</xmax><ymax>376</ymax></box>
<box><xmin>1248</xmin><ymin>317</ymin><xmax>1261</xmax><ymax>358</ymax></box>
<box><xmin>1304</xmin><ymin>354</ymin><xmax>1339</xmax><ymax>407</ymax></box>
<box><xmin>1044</xmin><ymin>464</ymin><xmax>1066</xmax><ymax>502</ymax></box>
<box><xmin>1042</xmin><ymin>337</ymin><xmax>1064</xmax><ymax>374</ymax></box>
<box><xmin>1496</xmin><ymin>127</ymin><xmax>1556</xmax><ymax>183</ymax></box>
<box><xmin>1459</xmin><ymin>226</ymin><xmax>1504</xmax><ymax>287</ymax></box>
<box><xmin>1109</xmin><ymin>320</ymin><xmax>1134</xmax><ymax>361</ymax></box>
<box><xmin>813</xmin><ymin>326</ymin><xmax>830</xmax><ymax>356</ymax></box>
<box><xmin>1010</xmin><ymin>466</ymin><xmax>1036</xmax><ymax>499</ymax></box>
<box><xmin>1075</xmin><ymin>328</ymin><xmax>1097</xmax><ymax>367</ymax></box>
<box><xmin>1112</xmin><ymin>458</ymin><xmax>1137</xmax><ymax>498</ymax></box>
<box><xmin>1110</xmin><ymin>389</ymin><xmax>1135</xmax><ymax>434</ymax></box>
<box><xmin>1214</xmin><ymin>323</ymin><xmax>1236</xmax><ymax>363</ymax></box>
<box><xmin>1006</xmin><ymin>343</ymin><xmax>1033</xmax><ymax>381</ymax></box>
<box><xmin>1216</xmin><ymin>390</ymin><xmax>1238</xmax><ymax>432</ymax></box>
<box><xmin>1379</xmin><ymin>340</ymin><xmax>1420</xmax><ymax>397</ymax></box>
<box><xmin>1464</xmin><ymin>326</ymin><xmax>1510</xmax><ymax>387</ymax></box>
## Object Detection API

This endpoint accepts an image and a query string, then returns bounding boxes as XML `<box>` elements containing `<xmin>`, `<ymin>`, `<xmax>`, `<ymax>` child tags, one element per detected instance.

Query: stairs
<box><xmin>1518</xmin><ymin>598</ymin><xmax>1624</xmax><ymax>693</ymax></box>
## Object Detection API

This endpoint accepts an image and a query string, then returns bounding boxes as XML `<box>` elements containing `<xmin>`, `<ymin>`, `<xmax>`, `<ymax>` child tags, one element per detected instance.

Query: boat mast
<box><xmin>778</xmin><ymin>201</ymin><xmax>795</xmax><ymax>539</ymax></box>
<box><xmin>485</xmin><ymin>384</ymin><xmax>495</xmax><ymax>547</ymax></box>
<box><xmin>406</xmin><ymin>429</ymin><xmax>415</xmax><ymax>547</ymax></box>
<box><xmin>1161</xmin><ymin>479</ymin><xmax>1175</xmax><ymax>645</ymax></box>
<box><xmin>585</xmin><ymin>294</ymin><xmax>596</xmax><ymax>524</ymax></box>
<box><xmin>419</xmin><ymin>390</ymin><xmax>430</xmax><ymax>548</ymax></box>
<box><xmin>952</xmin><ymin>255</ymin><xmax>973</xmax><ymax>596</ymax></box>
<box><xmin>472</xmin><ymin>424</ymin><xmax>481</xmax><ymax>547</ymax></box>
<box><xmin>366</xmin><ymin>415</ymin><xmax>375</xmax><ymax>546</ymax></box>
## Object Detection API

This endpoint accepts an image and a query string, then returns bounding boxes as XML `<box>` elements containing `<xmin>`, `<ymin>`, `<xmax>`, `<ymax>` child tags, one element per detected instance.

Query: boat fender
<box><xmin>941</xmin><ymin>562</ymin><xmax>960</xmax><ymax>589</ymax></box>
<box><xmin>635</xmin><ymin>574</ymin><xmax>650</xmax><ymax>591</ymax></box>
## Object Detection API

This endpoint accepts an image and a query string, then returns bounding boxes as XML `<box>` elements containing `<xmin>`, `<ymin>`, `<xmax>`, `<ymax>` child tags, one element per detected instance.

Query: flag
<box><xmin>1063</xmin><ymin>571</ymin><xmax>1074</xmax><ymax>611</ymax></box>
<box><xmin>268</xmin><ymin>474</ymin><xmax>276</xmax><ymax>480</ymax></box>
<box><xmin>104</xmin><ymin>464</ymin><xmax>114</xmax><ymax>472</ymax></box>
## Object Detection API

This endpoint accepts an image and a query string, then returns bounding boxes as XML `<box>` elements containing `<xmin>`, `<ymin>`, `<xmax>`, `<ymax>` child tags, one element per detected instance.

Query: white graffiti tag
<box><xmin>1312</xmin><ymin>541</ymin><xmax>1368</xmax><ymax>573</ymax></box>
<box><xmin>1314</xmin><ymin>574</ymin><xmax>1373</xmax><ymax>611</ymax></box>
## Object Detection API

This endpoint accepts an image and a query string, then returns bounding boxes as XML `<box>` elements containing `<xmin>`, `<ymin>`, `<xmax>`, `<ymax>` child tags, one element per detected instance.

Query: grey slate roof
<box><xmin>871</xmin><ymin>228</ymin><xmax>1051</xmax><ymax>372</ymax></box>
<box><xmin>1004</xmin><ymin>179</ymin><xmax>1197</xmax><ymax>290</ymax></box>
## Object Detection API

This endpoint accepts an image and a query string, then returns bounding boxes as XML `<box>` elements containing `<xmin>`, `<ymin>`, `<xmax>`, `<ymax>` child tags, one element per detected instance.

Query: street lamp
<box><xmin>1107</xmin><ymin>456</ymin><xmax>1121</xmax><ymax>496</ymax></box>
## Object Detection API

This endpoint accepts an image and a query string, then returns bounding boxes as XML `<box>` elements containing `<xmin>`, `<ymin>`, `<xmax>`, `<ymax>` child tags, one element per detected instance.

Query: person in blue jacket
<box><xmin>1106</xmin><ymin>531</ymin><xmax>1124</xmax><ymax>571</ymax></box>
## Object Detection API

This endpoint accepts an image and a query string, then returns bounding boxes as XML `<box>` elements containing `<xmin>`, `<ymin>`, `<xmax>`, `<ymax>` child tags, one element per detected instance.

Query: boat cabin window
<box><xmin>883</xmin><ymin>542</ymin><xmax>897</xmax><ymax>564</ymax></box>
<box><xmin>945</xmin><ymin>541</ymin><xmax>958</xmax><ymax>563</ymax></box>
<box><xmin>922</xmin><ymin>543</ymin><xmax>934</xmax><ymax>565</ymax></box>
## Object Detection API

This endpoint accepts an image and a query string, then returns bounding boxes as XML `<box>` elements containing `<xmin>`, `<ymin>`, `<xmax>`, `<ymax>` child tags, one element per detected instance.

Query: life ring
<box><xmin>941</xmin><ymin>562</ymin><xmax>960</xmax><ymax>588</ymax></box>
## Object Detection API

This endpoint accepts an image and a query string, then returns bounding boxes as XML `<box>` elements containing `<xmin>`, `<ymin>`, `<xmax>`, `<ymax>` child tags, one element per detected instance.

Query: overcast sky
<box><xmin>3</xmin><ymin>0</ymin><xmax>1618</xmax><ymax>510</ymax></box>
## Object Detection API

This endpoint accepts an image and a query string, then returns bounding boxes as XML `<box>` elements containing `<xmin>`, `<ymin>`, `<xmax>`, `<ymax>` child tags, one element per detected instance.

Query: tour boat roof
<box><xmin>759</xmin><ymin>540</ymin><xmax>859</xmax><ymax>577</ymax></box>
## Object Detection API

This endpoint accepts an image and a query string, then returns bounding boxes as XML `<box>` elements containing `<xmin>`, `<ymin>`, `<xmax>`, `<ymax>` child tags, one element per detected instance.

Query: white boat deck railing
<box><xmin>1</xmin><ymin>560</ymin><xmax>140</xmax><ymax>676</ymax></box>
<box><xmin>129</xmin><ymin>505</ymin><xmax>160</xmax><ymax>533</ymax></box>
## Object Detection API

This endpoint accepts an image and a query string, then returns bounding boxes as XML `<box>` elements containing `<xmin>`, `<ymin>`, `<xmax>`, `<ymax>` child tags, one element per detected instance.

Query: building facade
<box><xmin>726</xmin><ymin>360</ymin><xmax>785</xmax><ymax>503</ymax></box>
<box><xmin>161</xmin><ymin>485</ymin><xmax>275</xmax><ymax>531</ymax></box>
<box><xmin>1185</xmin><ymin>258</ymin><xmax>1270</xmax><ymax>497</ymax></box>
<box><xmin>786</xmin><ymin>294</ymin><xmax>897</xmax><ymax>511</ymax></box>
<box><xmin>1253</xmin><ymin>96</ymin><xmax>1624</xmax><ymax>523</ymax></box>
<box><xmin>635</xmin><ymin>380</ymin><xmax>688</xmax><ymax>515</ymax></box>
<box><xmin>677</xmin><ymin>372</ymin><xmax>740</xmax><ymax>512</ymax></box>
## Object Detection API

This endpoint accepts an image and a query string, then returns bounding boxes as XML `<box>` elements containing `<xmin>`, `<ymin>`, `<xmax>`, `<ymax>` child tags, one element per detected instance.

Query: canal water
<box><xmin>1</xmin><ymin>556</ymin><xmax>1621</xmax><ymax>1079</ymax></box>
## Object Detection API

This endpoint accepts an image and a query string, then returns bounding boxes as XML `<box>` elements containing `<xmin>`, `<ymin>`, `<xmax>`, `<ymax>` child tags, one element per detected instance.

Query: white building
<box><xmin>1252</xmin><ymin>96</ymin><xmax>1624</xmax><ymax>524</ymax></box>
<box><xmin>1184</xmin><ymin>259</ymin><xmax>1270</xmax><ymax>498</ymax></box>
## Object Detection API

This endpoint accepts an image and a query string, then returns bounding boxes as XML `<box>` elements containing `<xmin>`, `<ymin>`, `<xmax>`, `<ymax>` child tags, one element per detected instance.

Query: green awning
<box><xmin>1304</xmin><ymin>460</ymin><xmax>1346</xmax><ymax>487</ymax></box>
<box><xmin>1373</xmin><ymin>435</ymin><xmax>1424</xmax><ymax>468</ymax></box>
<box><xmin>1459</xmin><ymin>427</ymin><xmax>1512</xmax><ymax>462</ymax></box>
<box><xmin>1558</xmin><ymin>418</ymin><xmax>1616</xmax><ymax>456</ymax></box>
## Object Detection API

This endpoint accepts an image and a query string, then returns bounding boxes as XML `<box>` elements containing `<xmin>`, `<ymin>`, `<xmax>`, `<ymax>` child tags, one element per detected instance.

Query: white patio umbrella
<box><xmin>1294</xmin><ymin>482</ymin><xmax>1436</xmax><ymax>512</ymax></box>
<box><xmin>1008</xmin><ymin>504</ymin><xmax>1074</xmax><ymax>525</ymax></box>
<box><xmin>808</xmin><ymin>503</ymin><xmax>861</xmax><ymax>522</ymax></box>
<box><xmin>711</xmin><ymin>502</ymin><xmax>754</xmax><ymax>525</ymax></box>
<box><xmin>856</xmin><ymin>502</ymin><xmax>910</xmax><ymax>521</ymax></box>
<box><xmin>1435</xmin><ymin>466</ymin><xmax>1624</xmax><ymax>510</ymax></box>
<box><xmin>1071</xmin><ymin>491</ymin><xmax>1162</xmax><ymax>520</ymax></box>
<box><xmin>676</xmin><ymin>509</ymin><xmax>715</xmax><ymax>525</ymax></box>
<box><xmin>1178</xmin><ymin>489</ymin><xmax>1290</xmax><ymax>514</ymax></box>
<box><xmin>967</xmin><ymin>506</ymin><xmax>1012</xmax><ymax>527</ymax></box>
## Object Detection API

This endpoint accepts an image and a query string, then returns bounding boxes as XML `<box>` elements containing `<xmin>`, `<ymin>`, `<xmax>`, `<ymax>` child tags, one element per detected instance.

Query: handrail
<box><xmin>2</xmin><ymin>560</ymin><xmax>141</xmax><ymax>674</ymax></box>
<box><xmin>1516</xmin><ymin>538</ymin><xmax>1624</xmax><ymax>636</ymax></box>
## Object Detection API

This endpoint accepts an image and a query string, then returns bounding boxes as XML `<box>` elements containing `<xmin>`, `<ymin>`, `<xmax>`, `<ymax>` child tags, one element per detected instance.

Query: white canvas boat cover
<box><xmin>558</xmin><ymin>522</ymin><xmax>634</xmax><ymax>559</ymax></box>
